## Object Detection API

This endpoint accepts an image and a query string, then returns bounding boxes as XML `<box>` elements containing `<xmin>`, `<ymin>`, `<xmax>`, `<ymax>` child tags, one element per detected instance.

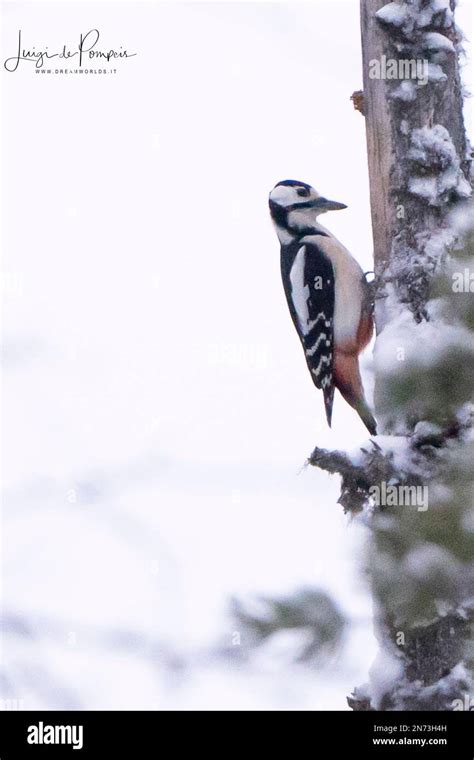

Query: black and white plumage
<box><xmin>279</xmin><ymin>234</ymin><xmax>335</xmax><ymax>424</ymax></box>
<box><xmin>269</xmin><ymin>179</ymin><xmax>377</xmax><ymax>435</ymax></box>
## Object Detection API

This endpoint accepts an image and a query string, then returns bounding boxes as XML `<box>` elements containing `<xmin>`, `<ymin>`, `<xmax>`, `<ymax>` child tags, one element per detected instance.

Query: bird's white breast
<box><xmin>301</xmin><ymin>233</ymin><xmax>364</xmax><ymax>347</ymax></box>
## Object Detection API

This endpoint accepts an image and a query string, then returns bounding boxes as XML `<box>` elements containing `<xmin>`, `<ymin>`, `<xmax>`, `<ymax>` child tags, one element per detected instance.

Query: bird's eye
<box><xmin>296</xmin><ymin>187</ymin><xmax>310</xmax><ymax>198</ymax></box>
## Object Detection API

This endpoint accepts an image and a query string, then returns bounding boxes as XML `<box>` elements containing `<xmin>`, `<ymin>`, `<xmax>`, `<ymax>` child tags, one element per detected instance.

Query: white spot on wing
<box><xmin>289</xmin><ymin>246</ymin><xmax>311</xmax><ymax>335</ymax></box>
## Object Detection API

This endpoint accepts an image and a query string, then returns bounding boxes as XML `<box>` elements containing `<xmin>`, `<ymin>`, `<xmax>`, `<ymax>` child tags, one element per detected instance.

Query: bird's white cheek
<box><xmin>270</xmin><ymin>186</ymin><xmax>295</xmax><ymax>206</ymax></box>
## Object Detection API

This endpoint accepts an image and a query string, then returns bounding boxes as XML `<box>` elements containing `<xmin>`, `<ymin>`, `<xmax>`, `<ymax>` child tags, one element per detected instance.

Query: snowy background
<box><xmin>1</xmin><ymin>0</ymin><xmax>472</xmax><ymax>709</ymax></box>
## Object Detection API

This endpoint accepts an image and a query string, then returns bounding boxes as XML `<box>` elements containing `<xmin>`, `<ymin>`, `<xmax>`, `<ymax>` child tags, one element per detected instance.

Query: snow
<box><xmin>376</xmin><ymin>0</ymin><xmax>454</xmax><ymax>39</ymax></box>
<box><xmin>457</xmin><ymin>402</ymin><xmax>474</xmax><ymax>432</ymax></box>
<box><xmin>408</xmin><ymin>174</ymin><xmax>447</xmax><ymax>204</ymax></box>
<box><xmin>394</xmin><ymin>662</ymin><xmax>472</xmax><ymax>711</ymax></box>
<box><xmin>418</xmin><ymin>0</ymin><xmax>454</xmax><ymax>30</ymax></box>
<box><xmin>407</xmin><ymin>126</ymin><xmax>471</xmax><ymax>205</ymax></box>
<box><xmin>400</xmin><ymin>119</ymin><xmax>410</xmax><ymax>135</ymax></box>
<box><xmin>375</xmin><ymin>307</ymin><xmax>474</xmax><ymax>377</ymax></box>
<box><xmin>412</xmin><ymin>420</ymin><xmax>443</xmax><ymax>440</ymax></box>
<box><xmin>376</xmin><ymin>3</ymin><xmax>410</xmax><ymax>30</ymax></box>
<box><xmin>451</xmin><ymin>201</ymin><xmax>474</xmax><ymax>235</ymax></box>
<box><xmin>374</xmin><ymin>237</ymin><xmax>474</xmax><ymax>435</ymax></box>
<box><xmin>427</xmin><ymin>62</ymin><xmax>448</xmax><ymax>82</ymax></box>
<box><xmin>404</xmin><ymin>543</ymin><xmax>458</xmax><ymax>582</ymax></box>
<box><xmin>408</xmin><ymin>125</ymin><xmax>457</xmax><ymax>169</ymax></box>
<box><xmin>367</xmin><ymin>647</ymin><xmax>404</xmax><ymax>710</ymax></box>
<box><xmin>391</xmin><ymin>81</ymin><xmax>417</xmax><ymax>101</ymax></box>
<box><xmin>424</xmin><ymin>31</ymin><xmax>456</xmax><ymax>53</ymax></box>
<box><xmin>456</xmin><ymin>174</ymin><xmax>473</xmax><ymax>198</ymax></box>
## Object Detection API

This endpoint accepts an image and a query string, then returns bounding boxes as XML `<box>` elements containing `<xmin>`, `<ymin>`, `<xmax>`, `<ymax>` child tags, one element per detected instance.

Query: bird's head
<box><xmin>269</xmin><ymin>180</ymin><xmax>347</xmax><ymax>239</ymax></box>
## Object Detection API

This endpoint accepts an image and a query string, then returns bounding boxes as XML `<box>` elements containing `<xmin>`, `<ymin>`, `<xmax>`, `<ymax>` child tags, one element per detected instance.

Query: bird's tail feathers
<box><xmin>333</xmin><ymin>351</ymin><xmax>377</xmax><ymax>436</ymax></box>
<box><xmin>323</xmin><ymin>384</ymin><xmax>335</xmax><ymax>428</ymax></box>
<box><xmin>354</xmin><ymin>398</ymin><xmax>377</xmax><ymax>436</ymax></box>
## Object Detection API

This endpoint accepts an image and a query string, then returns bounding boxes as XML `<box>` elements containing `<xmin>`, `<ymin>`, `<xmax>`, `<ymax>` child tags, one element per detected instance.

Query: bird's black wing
<box><xmin>281</xmin><ymin>238</ymin><xmax>335</xmax><ymax>426</ymax></box>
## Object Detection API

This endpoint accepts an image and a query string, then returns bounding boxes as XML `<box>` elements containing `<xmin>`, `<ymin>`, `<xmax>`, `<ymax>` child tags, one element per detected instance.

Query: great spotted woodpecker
<box><xmin>269</xmin><ymin>179</ymin><xmax>377</xmax><ymax>435</ymax></box>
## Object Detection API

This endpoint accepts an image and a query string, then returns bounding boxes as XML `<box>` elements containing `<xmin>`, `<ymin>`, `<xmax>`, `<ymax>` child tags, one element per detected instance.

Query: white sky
<box><xmin>1</xmin><ymin>0</ymin><xmax>472</xmax><ymax>709</ymax></box>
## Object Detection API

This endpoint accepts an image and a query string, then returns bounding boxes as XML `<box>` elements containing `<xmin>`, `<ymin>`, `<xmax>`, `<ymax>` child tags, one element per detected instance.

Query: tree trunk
<box><xmin>348</xmin><ymin>0</ymin><xmax>473</xmax><ymax>710</ymax></box>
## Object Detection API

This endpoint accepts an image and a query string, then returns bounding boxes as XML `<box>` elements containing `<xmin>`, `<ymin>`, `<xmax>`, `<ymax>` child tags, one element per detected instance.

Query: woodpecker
<box><xmin>269</xmin><ymin>179</ymin><xmax>377</xmax><ymax>435</ymax></box>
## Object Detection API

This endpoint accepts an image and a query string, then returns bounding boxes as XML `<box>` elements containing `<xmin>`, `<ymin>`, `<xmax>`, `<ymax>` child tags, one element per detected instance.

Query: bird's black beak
<box><xmin>314</xmin><ymin>197</ymin><xmax>347</xmax><ymax>212</ymax></box>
